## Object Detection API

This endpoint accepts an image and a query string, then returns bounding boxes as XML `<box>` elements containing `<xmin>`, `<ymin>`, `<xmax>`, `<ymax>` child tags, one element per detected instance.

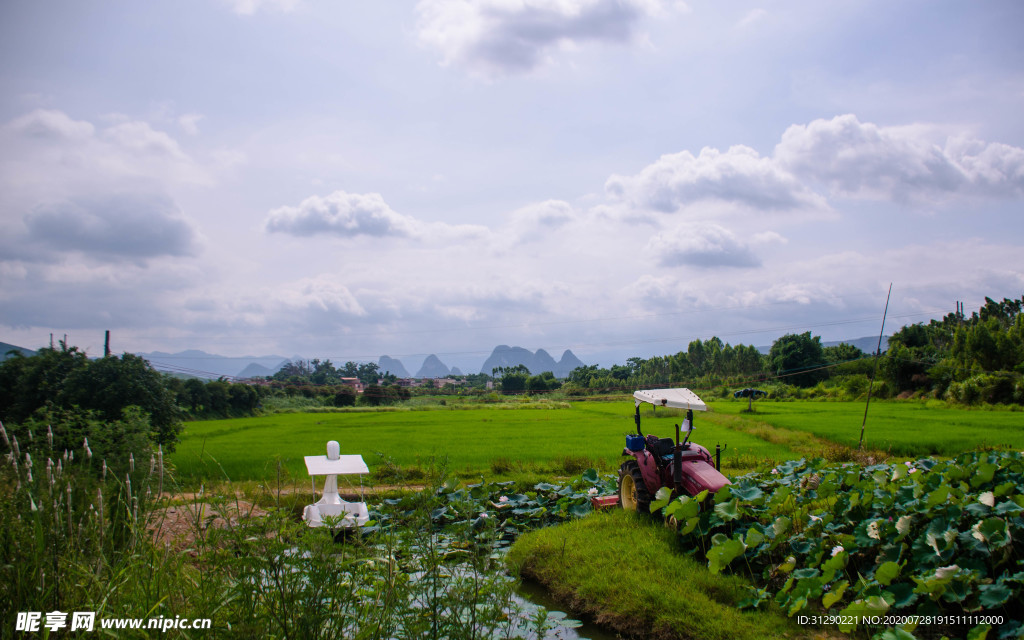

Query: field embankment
<box><xmin>508</xmin><ymin>509</ymin><xmax>810</xmax><ymax>640</ymax></box>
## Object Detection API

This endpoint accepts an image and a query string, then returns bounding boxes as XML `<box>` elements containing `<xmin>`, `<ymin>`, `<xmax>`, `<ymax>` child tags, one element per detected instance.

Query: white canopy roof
<box><xmin>304</xmin><ymin>454</ymin><xmax>369</xmax><ymax>476</ymax></box>
<box><xmin>633</xmin><ymin>388</ymin><xmax>707</xmax><ymax>411</ymax></box>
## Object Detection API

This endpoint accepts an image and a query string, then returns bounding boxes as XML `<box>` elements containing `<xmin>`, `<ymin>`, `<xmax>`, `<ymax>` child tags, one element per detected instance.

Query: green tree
<box><xmin>183</xmin><ymin>377</ymin><xmax>210</xmax><ymax>413</ymax></box>
<box><xmin>526</xmin><ymin>371</ymin><xmax>560</xmax><ymax>392</ymax></box>
<box><xmin>823</xmin><ymin>343</ymin><xmax>864</xmax><ymax>363</ymax></box>
<box><xmin>567</xmin><ymin>364</ymin><xmax>599</xmax><ymax>386</ymax></box>
<box><xmin>0</xmin><ymin>343</ymin><xmax>89</xmax><ymax>424</ymax></box>
<box><xmin>768</xmin><ymin>332</ymin><xmax>826</xmax><ymax>387</ymax></box>
<box><xmin>61</xmin><ymin>353</ymin><xmax>182</xmax><ymax>449</ymax></box>
<box><xmin>356</xmin><ymin>362</ymin><xmax>380</xmax><ymax>384</ymax></box>
<box><xmin>499</xmin><ymin>373</ymin><xmax>527</xmax><ymax>395</ymax></box>
<box><xmin>333</xmin><ymin>387</ymin><xmax>356</xmax><ymax>407</ymax></box>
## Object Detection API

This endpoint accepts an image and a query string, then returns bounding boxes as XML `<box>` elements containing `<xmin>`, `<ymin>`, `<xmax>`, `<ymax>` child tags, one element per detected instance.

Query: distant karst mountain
<box><xmin>378</xmin><ymin>355</ymin><xmax>411</xmax><ymax>378</ymax></box>
<box><xmin>415</xmin><ymin>354</ymin><xmax>450</xmax><ymax>378</ymax></box>
<box><xmin>754</xmin><ymin>336</ymin><xmax>890</xmax><ymax>355</ymax></box>
<box><xmin>480</xmin><ymin>345</ymin><xmax>586</xmax><ymax>379</ymax></box>
<box><xmin>137</xmin><ymin>350</ymin><xmax>288</xmax><ymax>379</ymax></box>
<box><xmin>824</xmin><ymin>336</ymin><xmax>889</xmax><ymax>354</ymax></box>
<box><xmin>0</xmin><ymin>342</ymin><xmax>37</xmax><ymax>362</ymax></box>
<box><xmin>237</xmin><ymin>362</ymin><xmax>280</xmax><ymax>379</ymax></box>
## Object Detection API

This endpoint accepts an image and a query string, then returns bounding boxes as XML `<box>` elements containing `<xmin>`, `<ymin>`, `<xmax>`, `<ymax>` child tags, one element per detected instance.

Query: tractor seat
<box><xmin>647</xmin><ymin>437</ymin><xmax>675</xmax><ymax>458</ymax></box>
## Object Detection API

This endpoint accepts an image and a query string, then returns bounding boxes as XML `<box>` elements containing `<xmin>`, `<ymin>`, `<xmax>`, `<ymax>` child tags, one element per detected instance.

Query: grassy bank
<box><xmin>507</xmin><ymin>510</ymin><xmax>808</xmax><ymax>640</ymax></box>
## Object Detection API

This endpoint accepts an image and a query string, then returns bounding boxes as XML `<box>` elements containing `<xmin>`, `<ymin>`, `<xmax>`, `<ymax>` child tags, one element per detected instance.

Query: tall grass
<box><xmin>0</xmin><ymin>419</ymin><xmax>164</xmax><ymax>628</ymax></box>
<box><xmin>1</xmin><ymin>418</ymin><xmax>576</xmax><ymax>639</ymax></box>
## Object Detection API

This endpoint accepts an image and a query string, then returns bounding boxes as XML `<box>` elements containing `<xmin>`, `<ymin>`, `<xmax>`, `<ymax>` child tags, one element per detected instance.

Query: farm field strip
<box><xmin>169</xmin><ymin>402</ymin><xmax>804</xmax><ymax>484</ymax></box>
<box><xmin>710</xmin><ymin>400</ymin><xmax>1024</xmax><ymax>456</ymax></box>
<box><xmin>169</xmin><ymin>399</ymin><xmax>1018</xmax><ymax>485</ymax></box>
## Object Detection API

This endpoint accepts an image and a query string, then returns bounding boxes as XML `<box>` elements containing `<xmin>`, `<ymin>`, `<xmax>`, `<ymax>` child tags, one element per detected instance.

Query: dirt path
<box><xmin>705</xmin><ymin>411</ymin><xmax>888</xmax><ymax>465</ymax></box>
<box><xmin>148</xmin><ymin>484</ymin><xmax>427</xmax><ymax>550</ymax></box>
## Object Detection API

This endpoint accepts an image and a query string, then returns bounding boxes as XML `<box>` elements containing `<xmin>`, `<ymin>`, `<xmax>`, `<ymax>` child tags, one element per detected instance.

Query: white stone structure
<box><xmin>302</xmin><ymin>440</ymin><xmax>369</xmax><ymax>528</ymax></box>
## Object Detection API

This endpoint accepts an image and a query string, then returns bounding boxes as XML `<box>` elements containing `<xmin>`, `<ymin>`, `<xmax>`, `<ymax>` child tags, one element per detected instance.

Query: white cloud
<box><xmin>416</xmin><ymin>0</ymin><xmax>668</xmax><ymax>76</ymax></box>
<box><xmin>646</xmin><ymin>222</ymin><xmax>761</xmax><ymax>268</ymax></box>
<box><xmin>506</xmin><ymin>199</ymin><xmax>579</xmax><ymax>242</ymax></box>
<box><xmin>264</xmin><ymin>190</ymin><xmax>491</xmax><ymax>242</ymax></box>
<box><xmin>178</xmin><ymin>113</ymin><xmax>204</xmax><ymax>136</ymax></box>
<box><xmin>274</xmin><ymin>277</ymin><xmax>367</xmax><ymax>316</ymax></box>
<box><xmin>0</xmin><ymin>258</ymin><xmax>206</xmax><ymax>332</ymax></box>
<box><xmin>1</xmin><ymin>109</ymin><xmax>213</xmax><ymax>199</ymax></box>
<box><xmin>736</xmin><ymin>8</ymin><xmax>767</xmax><ymax>29</ymax></box>
<box><xmin>776</xmin><ymin>114</ymin><xmax>1024</xmax><ymax>203</ymax></box>
<box><xmin>222</xmin><ymin>0</ymin><xmax>300</xmax><ymax>15</ymax></box>
<box><xmin>0</xmin><ymin>110</ymin><xmax>210</xmax><ymax>266</ymax></box>
<box><xmin>6</xmin><ymin>109</ymin><xmax>95</xmax><ymax>140</ymax></box>
<box><xmin>265</xmin><ymin>191</ymin><xmax>420</xmax><ymax>238</ymax></box>
<box><xmin>605</xmin><ymin>145</ymin><xmax>829</xmax><ymax>214</ymax></box>
<box><xmin>24</xmin><ymin>193</ymin><xmax>200</xmax><ymax>261</ymax></box>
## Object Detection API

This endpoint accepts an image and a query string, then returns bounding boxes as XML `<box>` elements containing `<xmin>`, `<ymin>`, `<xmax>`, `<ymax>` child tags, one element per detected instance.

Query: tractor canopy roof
<box><xmin>633</xmin><ymin>388</ymin><xmax>707</xmax><ymax>411</ymax></box>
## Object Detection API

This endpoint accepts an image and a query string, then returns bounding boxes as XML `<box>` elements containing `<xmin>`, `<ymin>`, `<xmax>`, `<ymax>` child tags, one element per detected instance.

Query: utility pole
<box><xmin>859</xmin><ymin>283</ymin><xmax>892</xmax><ymax>450</ymax></box>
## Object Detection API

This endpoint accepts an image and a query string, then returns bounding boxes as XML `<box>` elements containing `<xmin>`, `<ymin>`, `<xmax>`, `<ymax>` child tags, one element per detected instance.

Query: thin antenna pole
<box><xmin>859</xmin><ymin>283</ymin><xmax>892</xmax><ymax>450</ymax></box>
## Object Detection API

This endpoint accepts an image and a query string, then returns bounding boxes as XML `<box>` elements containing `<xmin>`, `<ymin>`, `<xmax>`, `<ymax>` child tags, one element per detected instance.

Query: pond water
<box><xmin>514</xmin><ymin>578</ymin><xmax>623</xmax><ymax>640</ymax></box>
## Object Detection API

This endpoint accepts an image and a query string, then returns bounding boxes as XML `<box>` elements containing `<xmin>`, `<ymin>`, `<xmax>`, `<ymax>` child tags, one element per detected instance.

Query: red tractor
<box><xmin>618</xmin><ymin>388</ymin><xmax>731</xmax><ymax>513</ymax></box>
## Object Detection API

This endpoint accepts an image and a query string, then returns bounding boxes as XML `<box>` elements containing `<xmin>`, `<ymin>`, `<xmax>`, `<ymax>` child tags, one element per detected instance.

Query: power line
<box><xmin>136</xmin><ymin>309</ymin><xmax>936</xmax><ymax>365</ymax></box>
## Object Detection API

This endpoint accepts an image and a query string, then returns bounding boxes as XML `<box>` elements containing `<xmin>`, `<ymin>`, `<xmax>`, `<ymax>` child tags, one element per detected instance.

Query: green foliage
<box><xmin>0</xmin><ymin>344</ymin><xmax>183</xmax><ymax>451</ymax></box>
<box><xmin>0</xmin><ymin>415</ymin><xmax>165</xmax><ymax>626</ymax></box>
<box><xmin>0</xmin><ymin>421</ymin><xmax>603</xmax><ymax>639</ymax></box>
<box><xmin>273</xmin><ymin>358</ymin><xmax>381</xmax><ymax>385</ymax></box>
<box><xmin>666</xmin><ymin>451</ymin><xmax>1024</xmax><ymax>638</ymax></box>
<box><xmin>566</xmin><ymin>337</ymin><xmax>766</xmax><ymax>394</ymax></box>
<box><xmin>768</xmin><ymin>332</ymin><xmax>826</xmax><ymax>387</ymax></box>
<box><xmin>360</xmin><ymin>384</ymin><xmax>410</xmax><ymax>406</ymax></box>
<box><xmin>0</xmin><ymin>343</ymin><xmax>90</xmax><ymax>424</ymax></box>
<box><xmin>333</xmin><ymin>386</ymin><xmax>356</xmax><ymax>407</ymax></box>
<box><xmin>526</xmin><ymin>371</ymin><xmax>561</xmax><ymax>392</ymax></box>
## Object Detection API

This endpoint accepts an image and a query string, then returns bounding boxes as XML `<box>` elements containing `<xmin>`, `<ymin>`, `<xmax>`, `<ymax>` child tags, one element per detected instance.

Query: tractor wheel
<box><xmin>618</xmin><ymin>460</ymin><xmax>652</xmax><ymax>514</ymax></box>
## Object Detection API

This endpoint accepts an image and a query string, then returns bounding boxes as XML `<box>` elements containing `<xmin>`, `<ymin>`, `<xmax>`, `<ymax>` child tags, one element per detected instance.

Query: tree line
<box><xmin>1</xmin><ymin>294</ymin><xmax>1020</xmax><ymax>458</ymax></box>
<box><xmin>556</xmin><ymin>296</ymin><xmax>1024</xmax><ymax>405</ymax></box>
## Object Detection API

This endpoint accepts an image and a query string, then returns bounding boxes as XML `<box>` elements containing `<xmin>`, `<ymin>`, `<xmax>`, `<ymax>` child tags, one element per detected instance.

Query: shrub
<box><xmin>334</xmin><ymin>387</ymin><xmax>356</xmax><ymax>407</ymax></box>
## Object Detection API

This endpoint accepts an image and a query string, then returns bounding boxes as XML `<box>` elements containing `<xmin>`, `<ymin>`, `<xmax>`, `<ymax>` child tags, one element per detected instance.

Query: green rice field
<box><xmin>169</xmin><ymin>399</ymin><xmax>800</xmax><ymax>484</ymax></box>
<box><xmin>711</xmin><ymin>399</ymin><xmax>1024</xmax><ymax>456</ymax></box>
<box><xmin>168</xmin><ymin>397</ymin><xmax>1022</xmax><ymax>485</ymax></box>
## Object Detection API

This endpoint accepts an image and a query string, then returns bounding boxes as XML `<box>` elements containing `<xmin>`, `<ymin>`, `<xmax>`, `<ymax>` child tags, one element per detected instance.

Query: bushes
<box><xmin>334</xmin><ymin>386</ymin><xmax>356</xmax><ymax>407</ymax></box>
<box><xmin>0</xmin><ymin>345</ymin><xmax>183</xmax><ymax>451</ymax></box>
<box><xmin>947</xmin><ymin>373</ymin><xmax>1021</xmax><ymax>405</ymax></box>
<box><xmin>361</xmin><ymin>384</ymin><xmax>410</xmax><ymax>406</ymax></box>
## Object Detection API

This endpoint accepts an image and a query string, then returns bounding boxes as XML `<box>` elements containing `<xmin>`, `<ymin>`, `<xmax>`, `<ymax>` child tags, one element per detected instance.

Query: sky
<box><xmin>1</xmin><ymin>0</ymin><xmax>1022</xmax><ymax>374</ymax></box>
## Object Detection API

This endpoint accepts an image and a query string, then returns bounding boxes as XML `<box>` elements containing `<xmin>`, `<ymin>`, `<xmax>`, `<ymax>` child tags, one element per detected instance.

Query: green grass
<box><xmin>171</xmin><ymin>397</ymin><xmax>1023</xmax><ymax>487</ymax></box>
<box><xmin>170</xmin><ymin>400</ymin><xmax>802</xmax><ymax>485</ymax></box>
<box><xmin>507</xmin><ymin>510</ymin><xmax>807</xmax><ymax>640</ymax></box>
<box><xmin>710</xmin><ymin>399</ymin><xmax>1024</xmax><ymax>456</ymax></box>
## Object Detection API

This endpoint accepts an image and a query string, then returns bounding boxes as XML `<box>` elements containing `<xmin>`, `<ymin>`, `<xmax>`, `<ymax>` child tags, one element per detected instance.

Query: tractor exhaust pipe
<box><xmin>715</xmin><ymin>444</ymin><xmax>721</xmax><ymax>471</ymax></box>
